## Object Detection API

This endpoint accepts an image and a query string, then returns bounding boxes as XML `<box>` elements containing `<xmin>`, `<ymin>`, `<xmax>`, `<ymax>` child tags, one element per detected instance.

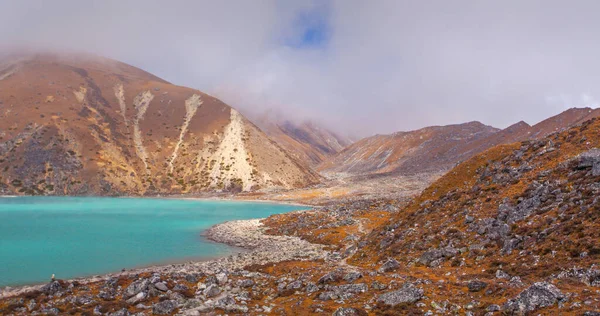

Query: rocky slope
<box><xmin>0</xmin><ymin>53</ymin><xmax>319</xmax><ymax>195</ymax></box>
<box><xmin>248</xmin><ymin>111</ymin><xmax>352</xmax><ymax>166</ymax></box>
<box><xmin>319</xmin><ymin>121</ymin><xmax>499</xmax><ymax>176</ymax></box>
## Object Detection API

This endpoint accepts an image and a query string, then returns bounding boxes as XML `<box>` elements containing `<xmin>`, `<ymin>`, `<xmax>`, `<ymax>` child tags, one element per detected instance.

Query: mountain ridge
<box><xmin>0</xmin><ymin>53</ymin><xmax>320</xmax><ymax>195</ymax></box>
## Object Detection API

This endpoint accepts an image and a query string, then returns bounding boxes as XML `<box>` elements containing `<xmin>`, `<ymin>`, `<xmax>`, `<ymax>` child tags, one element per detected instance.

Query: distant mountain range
<box><xmin>318</xmin><ymin>107</ymin><xmax>600</xmax><ymax>177</ymax></box>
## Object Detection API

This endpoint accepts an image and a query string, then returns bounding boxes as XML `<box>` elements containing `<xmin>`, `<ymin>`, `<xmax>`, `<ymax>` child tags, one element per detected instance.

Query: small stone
<box><xmin>125</xmin><ymin>279</ymin><xmax>149</xmax><ymax>298</ymax></box>
<box><xmin>306</xmin><ymin>282</ymin><xmax>319</xmax><ymax>293</ymax></box>
<box><xmin>238</xmin><ymin>279</ymin><xmax>254</xmax><ymax>288</ymax></box>
<box><xmin>486</xmin><ymin>304</ymin><xmax>501</xmax><ymax>312</ymax></box>
<box><xmin>203</xmin><ymin>284</ymin><xmax>221</xmax><ymax>298</ymax></box>
<box><xmin>216</xmin><ymin>272</ymin><xmax>228</xmax><ymax>285</ymax></box>
<box><xmin>126</xmin><ymin>291</ymin><xmax>147</xmax><ymax>305</ymax></box>
<box><xmin>332</xmin><ymin>307</ymin><xmax>365</xmax><ymax>316</ymax></box>
<box><xmin>495</xmin><ymin>270</ymin><xmax>510</xmax><ymax>279</ymax></box>
<box><xmin>343</xmin><ymin>271</ymin><xmax>363</xmax><ymax>282</ymax></box>
<box><xmin>154</xmin><ymin>282</ymin><xmax>168</xmax><ymax>292</ymax></box>
<box><xmin>467</xmin><ymin>280</ymin><xmax>488</xmax><ymax>292</ymax></box>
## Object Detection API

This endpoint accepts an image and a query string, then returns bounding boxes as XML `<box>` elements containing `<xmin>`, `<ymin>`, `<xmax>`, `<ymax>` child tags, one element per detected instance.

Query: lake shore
<box><xmin>0</xmin><ymin>216</ymin><xmax>328</xmax><ymax>299</ymax></box>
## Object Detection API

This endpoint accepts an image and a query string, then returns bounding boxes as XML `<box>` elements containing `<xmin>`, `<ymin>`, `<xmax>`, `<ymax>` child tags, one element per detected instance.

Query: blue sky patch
<box><xmin>284</xmin><ymin>3</ymin><xmax>331</xmax><ymax>49</ymax></box>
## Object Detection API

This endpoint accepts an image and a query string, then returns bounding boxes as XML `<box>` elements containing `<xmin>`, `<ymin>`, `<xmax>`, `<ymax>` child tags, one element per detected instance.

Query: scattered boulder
<box><xmin>108</xmin><ymin>308</ymin><xmax>129</xmax><ymax>316</ymax></box>
<box><xmin>126</xmin><ymin>291</ymin><xmax>147</xmax><ymax>305</ymax></box>
<box><xmin>377</xmin><ymin>283</ymin><xmax>423</xmax><ymax>306</ymax></box>
<box><xmin>306</xmin><ymin>282</ymin><xmax>319</xmax><ymax>293</ymax></box>
<box><xmin>332</xmin><ymin>307</ymin><xmax>367</xmax><ymax>316</ymax></box>
<box><xmin>504</xmin><ymin>282</ymin><xmax>566</xmax><ymax>313</ymax></box>
<box><xmin>378</xmin><ymin>258</ymin><xmax>400</xmax><ymax>273</ymax></box>
<box><xmin>152</xmin><ymin>299</ymin><xmax>177</xmax><ymax>315</ymax></box>
<box><xmin>486</xmin><ymin>304</ymin><xmax>501</xmax><ymax>312</ymax></box>
<box><xmin>125</xmin><ymin>279</ymin><xmax>149</xmax><ymax>298</ymax></box>
<box><xmin>286</xmin><ymin>280</ymin><xmax>303</xmax><ymax>290</ymax></box>
<box><xmin>343</xmin><ymin>271</ymin><xmax>363</xmax><ymax>283</ymax></box>
<box><xmin>203</xmin><ymin>284</ymin><xmax>221</xmax><ymax>298</ymax></box>
<box><xmin>578</xmin><ymin>149</ymin><xmax>600</xmax><ymax>176</ymax></box>
<box><xmin>318</xmin><ymin>271</ymin><xmax>342</xmax><ymax>284</ymax></box>
<box><xmin>173</xmin><ymin>283</ymin><xmax>189</xmax><ymax>292</ymax></box>
<box><xmin>41</xmin><ymin>281</ymin><xmax>63</xmax><ymax>295</ymax></box>
<box><xmin>216</xmin><ymin>272</ymin><xmax>228</xmax><ymax>285</ymax></box>
<box><xmin>418</xmin><ymin>249</ymin><xmax>443</xmax><ymax>267</ymax></box>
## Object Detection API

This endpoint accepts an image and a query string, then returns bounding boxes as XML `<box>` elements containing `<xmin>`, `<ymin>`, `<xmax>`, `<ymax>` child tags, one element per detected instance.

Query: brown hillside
<box><xmin>0</xmin><ymin>53</ymin><xmax>319</xmax><ymax>195</ymax></box>
<box><xmin>318</xmin><ymin>121</ymin><xmax>499</xmax><ymax>175</ymax></box>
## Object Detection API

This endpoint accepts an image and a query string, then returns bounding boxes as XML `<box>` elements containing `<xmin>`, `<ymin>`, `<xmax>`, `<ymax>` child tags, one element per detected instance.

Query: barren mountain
<box><xmin>320</xmin><ymin>107</ymin><xmax>600</xmax><ymax>180</ymax></box>
<box><xmin>246</xmin><ymin>111</ymin><xmax>352</xmax><ymax>166</ymax></box>
<box><xmin>318</xmin><ymin>121</ymin><xmax>499</xmax><ymax>176</ymax></box>
<box><xmin>0</xmin><ymin>53</ymin><xmax>319</xmax><ymax>196</ymax></box>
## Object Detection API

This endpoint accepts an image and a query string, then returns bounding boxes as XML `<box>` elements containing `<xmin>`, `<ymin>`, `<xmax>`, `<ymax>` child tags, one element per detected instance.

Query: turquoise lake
<box><xmin>0</xmin><ymin>197</ymin><xmax>303</xmax><ymax>287</ymax></box>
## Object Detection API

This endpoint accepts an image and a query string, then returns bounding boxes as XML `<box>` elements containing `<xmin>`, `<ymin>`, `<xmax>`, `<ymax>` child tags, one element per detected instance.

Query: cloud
<box><xmin>2</xmin><ymin>1</ymin><xmax>600</xmax><ymax>136</ymax></box>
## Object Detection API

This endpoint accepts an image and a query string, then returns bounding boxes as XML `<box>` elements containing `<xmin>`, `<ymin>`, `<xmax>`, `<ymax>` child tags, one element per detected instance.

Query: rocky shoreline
<box><xmin>0</xmin><ymin>218</ymin><xmax>328</xmax><ymax>300</ymax></box>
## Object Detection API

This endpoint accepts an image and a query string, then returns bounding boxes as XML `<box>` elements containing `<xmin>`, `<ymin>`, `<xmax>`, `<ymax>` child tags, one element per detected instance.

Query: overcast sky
<box><xmin>1</xmin><ymin>0</ymin><xmax>600</xmax><ymax>136</ymax></box>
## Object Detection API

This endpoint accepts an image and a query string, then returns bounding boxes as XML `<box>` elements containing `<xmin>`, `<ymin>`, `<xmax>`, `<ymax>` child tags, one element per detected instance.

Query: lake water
<box><xmin>0</xmin><ymin>197</ymin><xmax>303</xmax><ymax>287</ymax></box>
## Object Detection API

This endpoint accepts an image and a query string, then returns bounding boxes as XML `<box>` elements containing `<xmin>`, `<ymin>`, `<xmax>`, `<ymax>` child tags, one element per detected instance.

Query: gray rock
<box><xmin>41</xmin><ymin>281</ymin><xmax>63</xmax><ymax>295</ymax></box>
<box><xmin>504</xmin><ymin>282</ymin><xmax>566</xmax><ymax>313</ymax></box>
<box><xmin>326</xmin><ymin>283</ymin><xmax>369</xmax><ymax>298</ymax></box>
<box><xmin>203</xmin><ymin>284</ymin><xmax>221</xmax><ymax>298</ymax></box>
<box><xmin>465</xmin><ymin>215</ymin><xmax>474</xmax><ymax>224</ymax></box>
<box><xmin>377</xmin><ymin>283</ymin><xmax>424</xmax><ymax>306</ymax></box>
<box><xmin>418</xmin><ymin>249</ymin><xmax>443</xmax><ymax>266</ymax></box>
<box><xmin>126</xmin><ymin>291</ymin><xmax>147</xmax><ymax>305</ymax></box>
<box><xmin>467</xmin><ymin>280</ymin><xmax>488</xmax><ymax>292</ymax></box>
<box><xmin>108</xmin><ymin>308</ymin><xmax>129</xmax><ymax>316</ymax></box>
<box><xmin>238</xmin><ymin>279</ymin><xmax>254</xmax><ymax>288</ymax></box>
<box><xmin>318</xmin><ymin>291</ymin><xmax>338</xmax><ymax>301</ymax></box>
<box><xmin>318</xmin><ymin>271</ymin><xmax>341</xmax><ymax>284</ymax></box>
<box><xmin>306</xmin><ymin>282</ymin><xmax>319</xmax><ymax>293</ymax></box>
<box><xmin>98</xmin><ymin>288</ymin><xmax>117</xmax><ymax>301</ymax></box>
<box><xmin>496</xmin><ymin>270</ymin><xmax>510</xmax><ymax>280</ymax></box>
<box><xmin>173</xmin><ymin>283</ymin><xmax>189</xmax><ymax>292</ymax></box>
<box><xmin>216</xmin><ymin>272</ymin><xmax>228</xmax><ymax>285</ymax></box>
<box><xmin>154</xmin><ymin>282</ymin><xmax>168</xmax><ymax>292</ymax></box>
<box><xmin>204</xmin><ymin>275</ymin><xmax>218</xmax><ymax>285</ymax></box>
<box><xmin>343</xmin><ymin>271</ymin><xmax>363</xmax><ymax>282</ymax></box>
<box><xmin>486</xmin><ymin>304</ymin><xmax>501</xmax><ymax>312</ymax></box>
<box><xmin>93</xmin><ymin>305</ymin><xmax>103</xmax><ymax>315</ymax></box>
<box><xmin>333</xmin><ymin>307</ymin><xmax>365</xmax><ymax>316</ymax></box>
<box><xmin>41</xmin><ymin>307</ymin><xmax>61</xmax><ymax>315</ymax></box>
<box><xmin>578</xmin><ymin>149</ymin><xmax>600</xmax><ymax>176</ymax></box>
<box><xmin>26</xmin><ymin>299</ymin><xmax>36</xmax><ymax>311</ymax></box>
<box><xmin>371</xmin><ymin>281</ymin><xmax>388</xmax><ymax>290</ymax></box>
<box><xmin>216</xmin><ymin>295</ymin><xmax>236</xmax><ymax>306</ymax></box>
<box><xmin>378</xmin><ymin>258</ymin><xmax>400</xmax><ymax>273</ymax></box>
<box><xmin>221</xmin><ymin>304</ymin><xmax>249</xmax><ymax>313</ymax></box>
<box><xmin>185</xmin><ymin>273</ymin><xmax>200</xmax><ymax>283</ymax></box>
<box><xmin>125</xmin><ymin>279</ymin><xmax>149</xmax><ymax>298</ymax></box>
<box><xmin>286</xmin><ymin>280</ymin><xmax>303</xmax><ymax>290</ymax></box>
<box><xmin>152</xmin><ymin>299</ymin><xmax>177</xmax><ymax>315</ymax></box>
